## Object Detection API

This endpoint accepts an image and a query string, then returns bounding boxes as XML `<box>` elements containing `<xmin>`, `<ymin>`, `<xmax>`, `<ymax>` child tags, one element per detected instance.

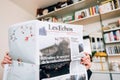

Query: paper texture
<box><xmin>83</xmin><ymin>38</ymin><xmax>92</xmax><ymax>55</ymax></box>
<box><xmin>8</xmin><ymin>20</ymin><xmax>40</xmax><ymax>64</ymax></box>
<box><xmin>70</xmin><ymin>60</ymin><xmax>88</xmax><ymax>80</ymax></box>
<box><xmin>3</xmin><ymin>61</ymin><xmax>39</xmax><ymax>80</ymax></box>
<box><xmin>3</xmin><ymin>20</ymin><xmax>87</xmax><ymax>80</ymax></box>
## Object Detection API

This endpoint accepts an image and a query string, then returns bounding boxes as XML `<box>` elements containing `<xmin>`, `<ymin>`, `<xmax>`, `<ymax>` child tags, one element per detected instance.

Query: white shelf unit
<box><xmin>103</xmin><ymin>25</ymin><xmax>120</xmax><ymax>56</ymax></box>
<box><xmin>102</xmin><ymin>18</ymin><xmax>120</xmax><ymax>77</ymax></box>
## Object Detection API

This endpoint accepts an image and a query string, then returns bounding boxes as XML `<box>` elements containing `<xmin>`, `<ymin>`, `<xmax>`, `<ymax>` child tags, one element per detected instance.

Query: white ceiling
<box><xmin>11</xmin><ymin>0</ymin><xmax>63</xmax><ymax>15</ymax></box>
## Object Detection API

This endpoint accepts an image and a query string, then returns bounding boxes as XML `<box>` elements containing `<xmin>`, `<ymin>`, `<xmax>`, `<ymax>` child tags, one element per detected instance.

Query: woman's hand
<box><xmin>81</xmin><ymin>52</ymin><xmax>92</xmax><ymax>70</ymax></box>
<box><xmin>1</xmin><ymin>52</ymin><xmax>12</xmax><ymax>68</ymax></box>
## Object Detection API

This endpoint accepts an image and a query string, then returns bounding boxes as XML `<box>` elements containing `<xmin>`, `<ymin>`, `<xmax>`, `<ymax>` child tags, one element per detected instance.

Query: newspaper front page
<box><xmin>39</xmin><ymin>21</ymin><xmax>87</xmax><ymax>80</ymax></box>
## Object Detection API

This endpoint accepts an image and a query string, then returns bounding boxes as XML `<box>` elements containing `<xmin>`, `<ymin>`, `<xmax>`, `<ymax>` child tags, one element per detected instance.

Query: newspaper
<box><xmin>3</xmin><ymin>20</ymin><xmax>87</xmax><ymax>80</ymax></box>
<box><xmin>38</xmin><ymin>21</ymin><xmax>87</xmax><ymax>80</ymax></box>
<box><xmin>3</xmin><ymin>61</ymin><xmax>39</xmax><ymax>80</ymax></box>
<box><xmin>3</xmin><ymin>20</ymin><xmax>41</xmax><ymax>80</ymax></box>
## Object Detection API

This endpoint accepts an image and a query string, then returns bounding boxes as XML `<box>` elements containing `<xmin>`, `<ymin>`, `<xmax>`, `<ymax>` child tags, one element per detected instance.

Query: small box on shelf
<box><xmin>109</xmin><ymin>61</ymin><xmax>120</xmax><ymax>72</ymax></box>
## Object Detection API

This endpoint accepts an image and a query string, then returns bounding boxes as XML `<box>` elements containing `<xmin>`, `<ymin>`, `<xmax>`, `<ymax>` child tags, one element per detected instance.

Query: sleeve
<box><xmin>87</xmin><ymin>69</ymin><xmax>92</xmax><ymax>80</ymax></box>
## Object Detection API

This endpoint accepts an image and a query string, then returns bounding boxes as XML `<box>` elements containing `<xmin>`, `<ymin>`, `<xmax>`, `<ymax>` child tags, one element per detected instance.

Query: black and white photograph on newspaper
<box><xmin>40</xmin><ymin>61</ymin><xmax>70</xmax><ymax>80</ymax></box>
<box><xmin>39</xmin><ymin>37</ymin><xmax>71</xmax><ymax>64</ymax></box>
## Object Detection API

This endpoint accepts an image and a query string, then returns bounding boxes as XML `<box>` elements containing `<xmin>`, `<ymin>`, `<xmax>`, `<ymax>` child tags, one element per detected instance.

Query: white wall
<box><xmin>0</xmin><ymin>0</ymin><xmax>35</xmax><ymax>79</ymax></box>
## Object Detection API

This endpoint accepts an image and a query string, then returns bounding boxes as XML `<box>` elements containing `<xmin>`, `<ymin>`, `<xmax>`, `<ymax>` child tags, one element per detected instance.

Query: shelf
<box><xmin>92</xmin><ymin>71</ymin><xmax>120</xmax><ymax>74</ymax></box>
<box><xmin>68</xmin><ymin>8</ymin><xmax>120</xmax><ymax>25</ymax></box>
<box><xmin>100</xmin><ymin>8</ymin><xmax>120</xmax><ymax>21</ymax></box>
<box><xmin>92</xmin><ymin>71</ymin><xmax>110</xmax><ymax>73</ymax></box>
<box><xmin>108</xmin><ymin>54</ymin><xmax>120</xmax><ymax>57</ymax></box>
<box><xmin>68</xmin><ymin>14</ymin><xmax>100</xmax><ymax>25</ymax></box>
<box><xmin>109</xmin><ymin>71</ymin><xmax>120</xmax><ymax>74</ymax></box>
<box><xmin>105</xmin><ymin>40</ymin><xmax>120</xmax><ymax>44</ymax></box>
<box><xmin>37</xmin><ymin>0</ymin><xmax>98</xmax><ymax>19</ymax></box>
<box><xmin>104</xmin><ymin>27</ymin><xmax>120</xmax><ymax>33</ymax></box>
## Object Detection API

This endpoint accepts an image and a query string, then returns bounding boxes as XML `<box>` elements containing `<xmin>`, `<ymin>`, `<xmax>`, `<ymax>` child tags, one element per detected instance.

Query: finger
<box><xmin>4</xmin><ymin>55</ymin><xmax>12</xmax><ymax>60</ymax></box>
<box><xmin>80</xmin><ymin>59</ymin><xmax>86</xmax><ymax>64</ymax></box>
<box><xmin>4</xmin><ymin>58</ymin><xmax>12</xmax><ymax>64</ymax></box>
<box><xmin>84</xmin><ymin>60</ymin><xmax>91</xmax><ymax>64</ymax></box>
<box><xmin>1</xmin><ymin>59</ymin><xmax>12</xmax><ymax>68</ymax></box>
<box><xmin>1</xmin><ymin>60</ymin><xmax>8</xmax><ymax>64</ymax></box>
<box><xmin>81</xmin><ymin>58</ymin><xmax>91</xmax><ymax>64</ymax></box>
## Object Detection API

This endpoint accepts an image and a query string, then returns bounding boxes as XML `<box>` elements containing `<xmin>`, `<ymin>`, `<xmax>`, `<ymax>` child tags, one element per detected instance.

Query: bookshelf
<box><xmin>37</xmin><ymin>0</ymin><xmax>109</xmax><ymax>24</ymax></box>
<box><xmin>36</xmin><ymin>0</ymin><xmax>120</xmax><ymax>79</ymax></box>
<box><xmin>103</xmin><ymin>22</ymin><xmax>120</xmax><ymax>55</ymax></box>
<box><xmin>36</xmin><ymin>0</ymin><xmax>120</xmax><ymax>25</ymax></box>
<box><xmin>37</xmin><ymin>0</ymin><xmax>98</xmax><ymax>19</ymax></box>
<box><xmin>102</xmin><ymin>18</ymin><xmax>120</xmax><ymax>74</ymax></box>
<box><xmin>68</xmin><ymin>8</ymin><xmax>120</xmax><ymax>25</ymax></box>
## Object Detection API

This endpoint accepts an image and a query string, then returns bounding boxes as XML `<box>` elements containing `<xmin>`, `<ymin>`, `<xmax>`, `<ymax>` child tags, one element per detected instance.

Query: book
<box><xmin>3</xmin><ymin>20</ymin><xmax>87</xmax><ymax>80</ymax></box>
<box><xmin>99</xmin><ymin>2</ymin><xmax>113</xmax><ymax>14</ymax></box>
<box><xmin>74</xmin><ymin>9</ymin><xmax>88</xmax><ymax>20</ymax></box>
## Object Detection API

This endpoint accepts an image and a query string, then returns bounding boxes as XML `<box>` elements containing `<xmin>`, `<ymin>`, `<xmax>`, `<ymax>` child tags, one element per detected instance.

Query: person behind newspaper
<box><xmin>1</xmin><ymin>52</ymin><xmax>92</xmax><ymax>80</ymax></box>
